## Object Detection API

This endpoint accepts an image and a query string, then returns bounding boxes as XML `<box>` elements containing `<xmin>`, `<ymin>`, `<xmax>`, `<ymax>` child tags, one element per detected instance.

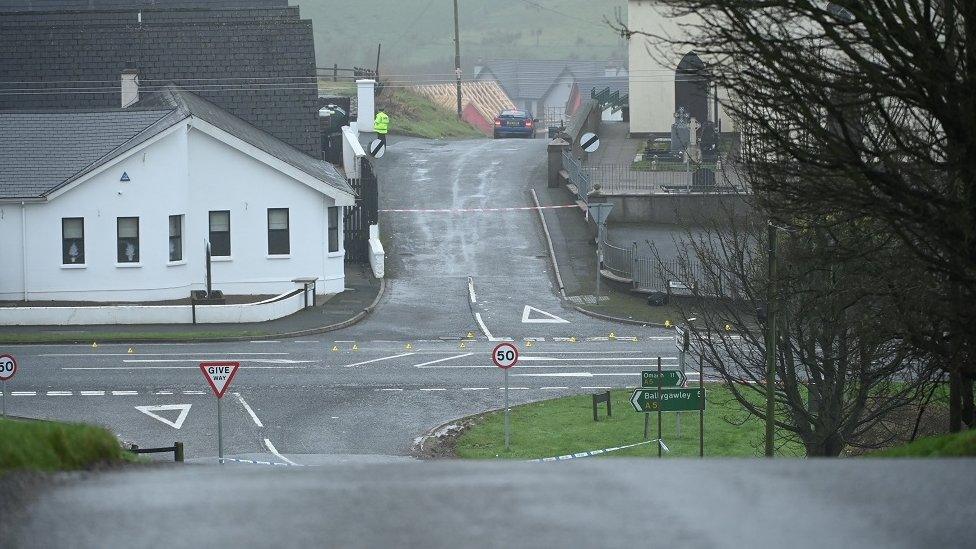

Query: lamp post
<box><xmin>764</xmin><ymin>221</ymin><xmax>778</xmax><ymax>457</ymax></box>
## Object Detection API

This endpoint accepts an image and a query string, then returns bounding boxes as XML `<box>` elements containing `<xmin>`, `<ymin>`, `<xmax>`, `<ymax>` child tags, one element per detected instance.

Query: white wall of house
<box><xmin>539</xmin><ymin>72</ymin><xmax>574</xmax><ymax>122</ymax></box>
<box><xmin>628</xmin><ymin>0</ymin><xmax>734</xmax><ymax>135</ymax></box>
<box><xmin>0</xmin><ymin>120</ymin><xmax>349</xmax><ymax>302</ymax></box>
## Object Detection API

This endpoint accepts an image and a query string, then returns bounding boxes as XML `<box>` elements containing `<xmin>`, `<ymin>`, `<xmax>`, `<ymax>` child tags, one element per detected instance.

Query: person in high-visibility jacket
<box><xmin>374</xmin><ymin>108</ymin><xmax>390</xmax><ymax>146</ymax></box>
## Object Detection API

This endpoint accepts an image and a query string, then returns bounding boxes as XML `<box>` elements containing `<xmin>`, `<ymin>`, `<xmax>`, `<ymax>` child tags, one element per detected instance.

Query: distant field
<box><xmin>293</xmin><ymin>0</ymin><xmax>627</xmax><ymax>75</ymax></box>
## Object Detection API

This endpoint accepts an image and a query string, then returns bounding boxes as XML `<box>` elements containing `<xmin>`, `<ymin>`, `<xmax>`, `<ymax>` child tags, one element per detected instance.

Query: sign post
<box><xmin>199</xmin><ymin>361</ymin><xmax>240</xmax><ymax>463</ymax></box>
<box><xmin>0</xmin><ymin>354</ymin><xmax>17</xmax><ymax>417</ymax></box>
<box><xmin>492</xmin><ymin>342</ymin><xmax>519</xmax><ymax>451</ymax></box>
<box><xmin>589</xmin><ymin>202</ymin><xmax>614</xmax><ymax>301</ymax></box>
<box><xmin>657</xmin><ymin>357</ymin><xmax>663</xmax><ymax>457</ymax></box>
<box><xmin>675</xmin><ymin>325</ymin><xmax>690</xmax><ymax>437</ymax></box>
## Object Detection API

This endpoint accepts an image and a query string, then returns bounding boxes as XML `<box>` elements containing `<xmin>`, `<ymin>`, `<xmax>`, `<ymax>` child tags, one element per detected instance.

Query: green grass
<box><xmin>455</xmin><ymin>386</ymin><xmax>804</xmax><ymax>459</ymax></box>
<box><xmin>0</xmin><ymin>331</ymin><xmax>268</xmax><ymax>344</ymax></box>
<box><xmin>296</xmin><ymin>0</ymin><xmax>628</xmax><ymax>71</ymax></box>
<box><xmin>0</xmin><ymin>418</ymin><xmax>134</xmax><ymax>473</ymax></box>
<box><xmin>872</xmin><ymin>429</ymin><xmax>976</xmax><ymax>458</ymax></box>
<box><xmin>382</xmin><ymin>88</ymin><xmax>484</xmax><ymax>139</ymax></box>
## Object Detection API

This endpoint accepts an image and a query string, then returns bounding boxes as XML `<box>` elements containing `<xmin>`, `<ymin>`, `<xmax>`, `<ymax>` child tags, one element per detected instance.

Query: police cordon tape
<box><xmin>379</xmin><ymin>204</ymin><xmax>582</xmax><ymax>213</ymax></box>
<box><xmin>528</xmin><ymin>438</ymin><xmax>670</xmax><ymax>463</ymax></box>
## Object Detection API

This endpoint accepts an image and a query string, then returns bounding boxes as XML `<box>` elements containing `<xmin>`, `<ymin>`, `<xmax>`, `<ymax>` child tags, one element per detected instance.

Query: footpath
<box><xmin>0</xmin><ymin>265</ymin><xmax>383</xmax><ymax>344</ymax></box>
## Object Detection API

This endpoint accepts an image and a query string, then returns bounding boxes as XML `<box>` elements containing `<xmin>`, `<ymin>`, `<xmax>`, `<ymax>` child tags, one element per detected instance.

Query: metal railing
<box><xmin>583</xmin><ymin>163</ymin><xmax>747</xmax><ymax>195</ymax></box>
<box><xmin>562</xmin><ymin>149</ymin><xmax>590</xmax><ymax>202</ymax></box>
<box><xmin>600</xmin><ymin>235</ymin><xmax>705</xmax><ymax>294</ymax></box>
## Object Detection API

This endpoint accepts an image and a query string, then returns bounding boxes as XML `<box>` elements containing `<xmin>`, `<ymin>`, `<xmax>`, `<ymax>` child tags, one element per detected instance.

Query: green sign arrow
<box><xmin>631</xmin><ymin>388</ymin><xmax>705</xmax><ymax>413</ymax></box>
<box><xmin>641</xmin><ymin>370</ymin><xmax>686</xmax><ymax>387</ymax></box>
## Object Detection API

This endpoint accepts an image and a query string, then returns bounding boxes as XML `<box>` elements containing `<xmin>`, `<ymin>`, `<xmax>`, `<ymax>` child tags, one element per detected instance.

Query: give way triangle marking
<box><xmin>522</xmin><ymin>305</ymin><xmax>570</xmax><ymax>324</ymax></box>
<box><xmin>135</xmin><ymin>404</ymin><xmax>192</xmax><ymax>429</ymax></box>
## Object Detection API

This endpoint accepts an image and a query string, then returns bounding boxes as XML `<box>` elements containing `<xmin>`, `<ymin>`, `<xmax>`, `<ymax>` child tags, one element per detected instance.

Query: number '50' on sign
<box><xmin>492</xmin><ymin>343</ymin><xmax>519</xmax><ymax>369</ymax></box>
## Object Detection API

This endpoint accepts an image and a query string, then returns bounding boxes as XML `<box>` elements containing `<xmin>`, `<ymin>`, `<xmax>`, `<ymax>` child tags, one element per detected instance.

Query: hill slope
<box><xmin>294</xmin><ymin>0</ymin><xmax>627</xmax><ymax>74</ymax></box>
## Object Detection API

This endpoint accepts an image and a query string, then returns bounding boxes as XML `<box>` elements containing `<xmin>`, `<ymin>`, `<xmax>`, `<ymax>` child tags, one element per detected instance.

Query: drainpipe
<box><xmin>21</xmin><ymin>202</ymin><xmax>28</xmax><ymax>301</ymax></box>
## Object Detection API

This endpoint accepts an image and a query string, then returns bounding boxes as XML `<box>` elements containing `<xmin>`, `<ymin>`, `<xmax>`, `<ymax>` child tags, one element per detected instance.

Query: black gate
<box><xmin>344</xmin><ymin>159</ymin><xmax>379</xmax><ymax>263</ymax></box>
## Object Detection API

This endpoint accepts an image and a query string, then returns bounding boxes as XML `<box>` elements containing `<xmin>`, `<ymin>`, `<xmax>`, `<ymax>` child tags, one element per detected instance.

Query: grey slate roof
<box><xmin>477</xmin><ymin>59</ymin><xmax>607</xmax><ymax>100</ymax></box>
<box><xmin>0</xmin><ymin>109</ymin><xmax>177</xmax><ymax>199</ymax></box>
<box><xmin>0</xmin><ymin>88</ymin><xmax>353</xmax><ymax>200</ymax></box>
<box><xmin>0</xmin><ymin>5</ymin><xmax>321</xmax><ymax>158</ymax></box>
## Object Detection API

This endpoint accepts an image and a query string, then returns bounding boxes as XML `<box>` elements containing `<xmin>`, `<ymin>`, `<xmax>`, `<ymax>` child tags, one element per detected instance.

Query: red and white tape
<box><xmin>379</xmin><ymin>204</ymin><xmax>581</xmax><ymax>213</ymax></box>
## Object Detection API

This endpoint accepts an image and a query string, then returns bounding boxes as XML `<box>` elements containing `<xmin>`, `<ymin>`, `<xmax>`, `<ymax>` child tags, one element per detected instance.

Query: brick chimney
<box><xmin>121</xmin><ymin>69</ymin><xmax>139</xmax><ymax>108</ymax></box>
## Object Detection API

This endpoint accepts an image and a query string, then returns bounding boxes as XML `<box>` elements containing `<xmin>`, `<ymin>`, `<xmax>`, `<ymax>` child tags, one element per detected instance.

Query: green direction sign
<box><xmin>631</xmin><ymin>388</ymin><xmax>705</xmax><ymax>413</ymax></box>
<box><xmin>642</xmin><ymin>370</ymin><xmax>686</xmax><ymax>387</ymax></box>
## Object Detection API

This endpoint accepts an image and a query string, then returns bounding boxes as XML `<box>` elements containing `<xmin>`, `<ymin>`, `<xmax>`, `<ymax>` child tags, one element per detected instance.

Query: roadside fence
<box><xmin>601</xmin><ymin>237</ymin><xmax>707</xmax><ymax>295</ymax></box>
<box><xmin>583</xmin><ymin>163</ymin><xmax>747</xmax><ymax>195</ymax></box>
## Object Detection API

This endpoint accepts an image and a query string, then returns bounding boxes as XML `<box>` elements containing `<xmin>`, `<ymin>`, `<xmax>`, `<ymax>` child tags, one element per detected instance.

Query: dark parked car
<box><xmin>493</xmin><ymin>110</ymin><xmax>537</xmax><ymax>139</ymax></box>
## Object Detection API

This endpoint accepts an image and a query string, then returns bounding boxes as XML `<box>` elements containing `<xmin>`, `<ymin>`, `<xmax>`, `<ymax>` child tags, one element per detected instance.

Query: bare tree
<box><xmin>655</xmin><ymin>207</ymin><xmax>938</xmax><ymax>456</ymax></box>
<box><xmin>614</xmin><ymin>0</ymin><xmax>975</xmax><ymax>429</ymax></box>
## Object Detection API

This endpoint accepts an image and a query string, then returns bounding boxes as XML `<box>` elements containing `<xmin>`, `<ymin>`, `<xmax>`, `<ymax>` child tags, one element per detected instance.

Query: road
<box><xmin>1</xmin><ymin>137</ymin><xmax>681</xmax><ymax>463</ymax></box>
<box><xmin>8</xmin><ymin>459</ymin><xmax>976</xmax><ymax>548</ymax></box>
<box><xmin>3</xmin><ymin>137</ymin><xmax>973</xmax><ymax>548</ymax></box>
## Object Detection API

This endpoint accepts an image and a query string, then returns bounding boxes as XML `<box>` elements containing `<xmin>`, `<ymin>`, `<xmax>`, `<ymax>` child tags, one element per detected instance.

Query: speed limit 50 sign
<box><xmin>0</xmin><ymin>354</ymin><xmax>16</xmax><ymax>381</ymax></box>
<box><xmin>492</xmin><ymin>343</ymin><xmax>519</xmax><ymax>369</ymax></box>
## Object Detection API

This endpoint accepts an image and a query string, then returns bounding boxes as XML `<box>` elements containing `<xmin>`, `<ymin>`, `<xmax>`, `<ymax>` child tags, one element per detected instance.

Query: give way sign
<box><xmin>199</xmin><ymin>361</ymin><xmax>240</xmax><ymax>398</ymax></box>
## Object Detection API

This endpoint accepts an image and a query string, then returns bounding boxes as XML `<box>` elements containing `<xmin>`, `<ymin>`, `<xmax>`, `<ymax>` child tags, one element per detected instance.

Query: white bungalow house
<box><xmin>0</xmin><ymin>86</ymin><xmax>356</xmax><ymax>303</ymax></box>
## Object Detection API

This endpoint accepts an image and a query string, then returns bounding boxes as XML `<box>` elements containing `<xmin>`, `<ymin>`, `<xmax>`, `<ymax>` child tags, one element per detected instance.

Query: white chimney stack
<box><xmin>121</xmin><ymin>69</ymin><xmax>139</xmax><ymax>108</ymax></box>
<box><xmin>356</xmin><ymin>79</ymin><xmax>376</xmax><ymax>132</ymax></box>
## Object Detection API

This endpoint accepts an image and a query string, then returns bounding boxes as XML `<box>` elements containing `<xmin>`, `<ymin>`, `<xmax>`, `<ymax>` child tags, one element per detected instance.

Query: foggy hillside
<box><xmin>293</xmin><ymin>0</ymin><xmax>627</xmax><ymax>76</ymax></box>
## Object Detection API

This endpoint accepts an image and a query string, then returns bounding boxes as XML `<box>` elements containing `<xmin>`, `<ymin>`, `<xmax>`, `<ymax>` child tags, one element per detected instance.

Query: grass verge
<box><xmin>872</xmin><ymin>429</ymin><xmax>976</xmax><ymax>457</ymax></box>
<box><xmin>454</xmin><ymin>386</ymin><xmax>804</xmax><ymax>459</ymax></box>
<box><xmin>0</xmin><ymin>418</ymin><xmax>134</xmax><ymax>474</ymax></box>
<box><xmin>380</xmin><ymin>88</ymin><xmax>485</xmax><ymax>140</ymax></box>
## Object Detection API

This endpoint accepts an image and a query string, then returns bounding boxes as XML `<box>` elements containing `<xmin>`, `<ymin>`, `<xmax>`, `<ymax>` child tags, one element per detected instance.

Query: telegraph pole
<box><xmin>764</xmin><ymin>222</ymin><xmax>778</xmax><ymax>457</ymax></box>
<box><xmin>453</xmin><ymin>0</ymin><xmax>462</xmax><ymax>119</ymax></box>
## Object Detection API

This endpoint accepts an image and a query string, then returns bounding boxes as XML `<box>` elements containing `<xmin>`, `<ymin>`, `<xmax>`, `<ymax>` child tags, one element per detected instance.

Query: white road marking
<box><xmin>80</xmin><ymin>390</ymin><xmax>105</xmax><ymax>396</ymax></box>
<box><xmin>113</xmin><ymin>390</ymin><xmax>138</xmax><ymax>396</ymax></box>
<box><xmin>47</xmin><ymin>391</ymin><xmax>73</xmax><ymax>396</ymax></box>
<box><xmin>250</xmin><ymin>340</ymin><xmax>281</xmax><ymax>343</ymax></box>
<box><xmin>293</xmin><ymin>340</ymin><xmax>319</xmax><ymax>343</ymax></box>
<box><xmin>379</xmin><ymin>388</ymin><xmax>403</xmax><ymax>392</ymax></box>
<box><xmin>64</xmin><ymin>366</ymin><xmax>307</xmax><ymax>370</ymax></box>
<box><xmin>474</xmin><ymin>312</ymin><xmax>496</xmax><ymax>341</ymax></box>
<box><xmin>155</xmin><ymin>391</ymin><xmax>173</xmax><ymax>395</ymax></box>
<box><xmin>504</xmin><ymin>387</ymin><xmax>530</xmax><ymax>390</ymax></box>
<box><xmin>521</xmin><ymin>305</ymin><xmax>570</xmax><ymax>324</ymax></box>
<box><xmin>135</xmin><ymin>404</ymin><xmax>191</xmax><ymax>429</ymax></box>
<box><xmin>513</xmin><ymin>372</ymin><xmax>593</xmax><ymax>377</ymax></box>
<box><xmin>12</xmin><ymin>391</ymin><xmax>36</xmax><ymax>396</ymax></box>
<box><xmin>412</xmin><ymin>353</ymin><xmax>473</xmax><ymax>368</ymax></box>
<box><xmin>520</xmin><ymin>356</ymin><xmax>676</xmax><ymax>362</ymax></box>
<box><xmin>467</xmin><ymin>276</ymin><xmax>477</xmax><ymax>303</ymax></box>
<box><xmin>419</xmin><ymin>388</ymin><xmax>447</xmax><ymax>392</ymax></box>
<box><xmin>234</xmin><ymin>392</ymin><xmax>263</xmax><ymax>428</ymax></box>
<box><xmin>41</xmin><ymin>352</ymin><xmax>289</xmax><ymax>357</ymax></box>
<box><xmin>183</xmin><ymin>390</ymin><xmax>207</xmax><ymax>395</ymax></box>
<box><xmin>581</xmin><ymin>386</ymin><xmax>612</xmax><ymax>390</ymax></box>
<box><xmin>461</xmin><ymin>387</ymin><xmax>489</xmax><ymax>391</ymax></box>
<box><xmin>343</xmin><ymin>352</ymin><xmax>415</xmax><ymax>368</ymax></box>
<box><xmin>122</xmin><ymin>359</ymin><xmax>314</xmax><ymax>364</ymax></box>
<box><xmin>263</xmin><ymin>438</ymin><xmax>298</xmax><ymax>466</ymax></box>
<box><xmin>541</xmin><ymin>386</ymin><xmax>570</xmax><ymax>390</ymax></box>
<box><xmin>415</xmin><ymin>364</ymin><xmax>667</xmax><ymax>369</ymax></box>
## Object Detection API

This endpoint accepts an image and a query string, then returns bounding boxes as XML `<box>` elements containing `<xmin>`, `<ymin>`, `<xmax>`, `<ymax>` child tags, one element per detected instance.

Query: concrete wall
<box><xmin>593</xmin><ymin>192</ymin><xmax>753</xmax><ymax>225</ymax></box>
<box><xmin>0</xmin><ymin>288</ymin><xmax>307</xmax><ymax>326</ymax></box>
<box><xmin>627</xmin><ymin>0</ymin><xmax>734</xmax><ymax>135</ymax></box>
<box><xmin>0</xmin><ymin>121</ymin><xmax>346</xmax><ymax>302</ymax></box>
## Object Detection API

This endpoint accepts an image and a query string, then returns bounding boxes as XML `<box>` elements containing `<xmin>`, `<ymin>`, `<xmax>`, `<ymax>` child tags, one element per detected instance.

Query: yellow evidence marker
<box><xmin>459</xmin><ymin>341</ymin><xmax>467</xmax><ymax>349</ymax></box>
<box><xmin>665</xmin><ymin>320</ymin><xmax>672</xmax><ymax>328</ymax></box>
<box><xmin>352</xmin><ymin>343</ymin><xmax>359</xmax><ymax>351</ymax></box>
<box><xmin>725</xmin><ymin>324</ymin><xmax>733</xmax><ymax>332</ymax></box>
<box><xmin>127</xmin><ymin>347</ymin><xmax>134</xmax><ymax>354</ymax></box>
<box><xmin>405</xmin><ymin>343</ymin><xmax>413</xmax><ymax>350</ymax></box>
<box><xmin>526</xmin><ymin>340</ymin><xmax>534</xmax><ymax>348</ymax></box>
<box><xmin>609</xmin><ymin>332</ymin><xmax>617</xmax><ymax>340</ymax></box>
<box><xmin>466</xmin><ymin>331</ymin><xmax>475</xmax><ymax>339</ymax></box>
<box><xmin>331</xmin><ymin>345</ymin><xmax>339</xmax><ymax>352</ymax></box>
<box><xmin>569</xmin><ymin>336</ymin><xmax>577</xmax><ymax>343</ymax></box>
<box><xmin>91</xmin><ymin>342</ymin><xmax>98</xmax><ymax>349</ymax></box>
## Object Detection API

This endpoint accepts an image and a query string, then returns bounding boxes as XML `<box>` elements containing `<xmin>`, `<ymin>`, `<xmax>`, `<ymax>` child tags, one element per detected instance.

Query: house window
<box><xmin>209</xmin><ymin>210</ymin><xmax>230</xmax><ymax>257</ymax></box>
<box><xmin>169</xmin><ymin>215</ymin><xmax>183</xmax><ymax>262</ymax></box>
<box><xmin>267</xmin><ymin>208</ymin><xmax>290</xmax><ymax>255</ymax></box>
<box><xmin>328</xmin><ymin>206</ymin><xmax>340</xmax><ymax>253</ymax></box>
<box><xmin>117</xmin><ymin>217</ymin><xmax>140</xmax><ymax>263</ymax></box>
<box><xmin>62</xmin><ymin>217</ymin><xmax>85</xmax><ymax>264</ymax></box>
